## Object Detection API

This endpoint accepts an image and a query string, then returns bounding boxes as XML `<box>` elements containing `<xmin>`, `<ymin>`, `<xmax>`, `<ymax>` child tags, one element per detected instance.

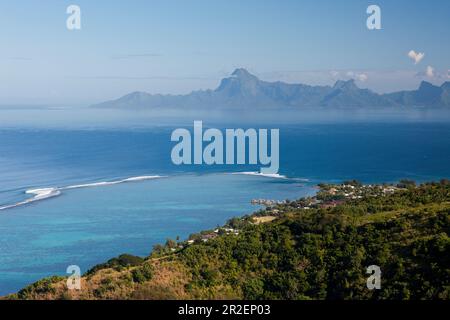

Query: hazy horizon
<box><xmin>1</xmin><ymin>0</ymin><xmax>449</xmax><ymax>105</ymax></box>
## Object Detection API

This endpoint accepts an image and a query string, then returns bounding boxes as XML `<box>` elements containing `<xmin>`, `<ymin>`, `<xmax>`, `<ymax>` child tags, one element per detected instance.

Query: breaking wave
<box><xmin>0</xmin><ymin>175</ymin><xmax>164</xmax><ymax>211</ymax></box>
<box><xmin>230</xmin><ymin>171</ymin><xmax>310</xmax><ymax>182</ymax></box>
<box><xmin>230</xmin><ymin>171</ymin><xmax>288</xmax><ymax>179</ymax></box>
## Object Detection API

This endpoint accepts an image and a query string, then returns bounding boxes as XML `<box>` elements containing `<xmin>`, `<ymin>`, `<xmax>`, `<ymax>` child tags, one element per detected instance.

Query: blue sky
<box><xmin>0</xmin><ymin>0</ymin><xmax>449</xmax><ymax>105</ymax></box>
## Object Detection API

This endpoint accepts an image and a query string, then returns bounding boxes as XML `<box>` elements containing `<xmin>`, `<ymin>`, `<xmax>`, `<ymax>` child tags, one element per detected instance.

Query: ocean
<box><xmin>1</xmin><ymin>121</ymin><xmax>450</xmax><ymax>295</ymax></box>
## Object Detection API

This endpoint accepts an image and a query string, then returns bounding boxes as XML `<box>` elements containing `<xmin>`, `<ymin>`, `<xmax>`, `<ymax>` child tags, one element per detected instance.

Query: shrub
<box><xmin>131</xmin><ymin>263</ymin><xmax>154</xmax><ymax>283</ymax></box>
<box><xmin>87</xmin><ymin>254</ymin><xmax>144</xmax><ymax>274</ymax></box>
<box><xmin>17</xmin><ymin>276</ymin><xmax>65</xmax><ymax>299</ymax></box>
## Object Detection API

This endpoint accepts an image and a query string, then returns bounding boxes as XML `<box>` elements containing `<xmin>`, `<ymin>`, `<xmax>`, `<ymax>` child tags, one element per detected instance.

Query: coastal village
<box><xmin>173</xmin><ymin>181</ymin><xmax>407</xmax><ymax>248</ymax></box>
<box><xmin>251</xmin><ymin>181</ymin><xmax>402</xmax><ymax>213</ymax></box>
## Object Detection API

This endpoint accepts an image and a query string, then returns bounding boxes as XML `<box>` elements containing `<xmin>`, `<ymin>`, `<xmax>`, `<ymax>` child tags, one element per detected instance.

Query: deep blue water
<box><xmin>1</xmin><ymin>122</ymin><xmax>450</xmax><ymax>295</ymax></box>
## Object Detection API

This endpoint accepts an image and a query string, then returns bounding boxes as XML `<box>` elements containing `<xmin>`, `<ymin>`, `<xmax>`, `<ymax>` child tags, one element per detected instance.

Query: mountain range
<box><xmin>92</xmin><ymin>68</ymin><xmax>450</xmax><ymax>109</ymax></box>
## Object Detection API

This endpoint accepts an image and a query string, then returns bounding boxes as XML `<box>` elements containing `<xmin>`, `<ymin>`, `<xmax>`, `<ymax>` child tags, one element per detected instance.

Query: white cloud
<box><xmin>330</xmin><ymin>70</ymin><xmax>340</xmax><ymax>78</ymax></box>
<box><xmin>344</xmin><ymin>71</ymin><xmax>368</xmax><ymax>82</ymax></box>
<box><xmin>356</xmin><ymin>73</ymin><xmax>368</xmax><ymax>82</ymax></box>
<box><xmin>408</xmin><ymin>50</ymin><xmax>425</xmax><ymax>64</ymax></box>
<box><xmin>415</xmin><ymin>66</ymin><xmax>450</xmax><ymax>80</ymax></box>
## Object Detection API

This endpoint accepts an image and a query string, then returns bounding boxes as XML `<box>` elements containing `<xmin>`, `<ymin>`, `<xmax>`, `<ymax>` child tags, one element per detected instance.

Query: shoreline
<box><xmin>0</xmin><ymin>172</ymin><xmax>314</xmax><ymax>295</ymax></box>
<box><xmin>5</xmin><ymin>179</ymin><xmax>449</xmax><ymax>300</ymax></box>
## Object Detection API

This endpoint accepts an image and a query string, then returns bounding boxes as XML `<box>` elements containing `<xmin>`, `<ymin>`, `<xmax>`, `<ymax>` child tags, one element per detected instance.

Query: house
<box><xmin>201</xmin><ymin>233</ymin><xmax>218</xmax><ymax>242</ymax></box>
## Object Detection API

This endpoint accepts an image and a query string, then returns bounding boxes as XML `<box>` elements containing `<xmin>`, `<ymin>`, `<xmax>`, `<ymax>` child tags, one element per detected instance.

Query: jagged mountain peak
<box><xmin>231</xmin><ymin>68</ymin><xmax>257</xmax><ymax>79</ymax></box>
<box><xmin>216</xmin><ymin>68</ymin><xmax>260</xmax><ymax>95</ymax></box>
<box><xmin>440</xmin><ymin>81</ymin><xmax>450</xmax><ymax>90</ymax></box>
<box><xmin>333</xmin><ymin>79</ymin><xmax>358</xmax><ymax>90</ymax></box>
<box><xmin>419</xmin><ymin>80</ymin><xmax>438</xmax><ymax>91</ymax></box>
<box><xmin>91</xmin><ymin>69</ymin><xmax>450</xmax><ymax>109</ymax></box>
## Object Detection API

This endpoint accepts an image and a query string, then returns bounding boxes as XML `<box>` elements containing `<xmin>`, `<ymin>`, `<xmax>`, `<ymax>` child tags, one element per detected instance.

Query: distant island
<box><xmin>7</xmin><ymin>179</ymin><xmax>449</xmax><ymax>300</ymax></box>
<box><xmin>92</xmin><ymin>68</ymin><xmax>450</xmax><ymax>109</ymax></box>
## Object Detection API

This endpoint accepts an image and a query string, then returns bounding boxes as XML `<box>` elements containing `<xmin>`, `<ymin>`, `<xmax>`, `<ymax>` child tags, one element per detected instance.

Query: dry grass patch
<box><xmin>253</xmin><ymin>216</ymin><xmax>277</xmax><ymax>224</ymax></box>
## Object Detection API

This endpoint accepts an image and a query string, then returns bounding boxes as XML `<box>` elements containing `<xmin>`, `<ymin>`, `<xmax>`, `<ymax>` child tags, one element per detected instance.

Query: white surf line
<box><xmin>61</xmin><ymin>175</ymin><xmax>164</xmax><ymax>190</ymax></box>
<box><xmin>0</xmin><ymin>188</ymin><xmax>61</xmax><ymax>211</ymax></box>
<box><xmin>229</xmin><ymin>171</ymin><xmax>311</xmax><ymax>182</ymax></box>
<box><xmin>0</xmin><ymin>175</ymin><xmax>165</xmax><ymax>211</ymax></box>
<box><xmin>229</xmin><ymin>171</ymin><xmax>288</xmax><ymax>179</ymax></box>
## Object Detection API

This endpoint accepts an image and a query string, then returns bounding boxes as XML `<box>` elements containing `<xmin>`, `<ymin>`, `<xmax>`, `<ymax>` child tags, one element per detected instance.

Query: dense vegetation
<box><xmin>6</xmin><ymin>181</ymin><xmax>450</xmax><ymax>300</ymax></box>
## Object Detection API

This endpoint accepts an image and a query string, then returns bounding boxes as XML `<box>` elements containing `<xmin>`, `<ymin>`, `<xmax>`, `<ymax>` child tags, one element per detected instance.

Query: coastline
<box><xmin>0</xmin><ymin>172</ymin><xmax>315</xmax><ymax>296</ymax></box>
<box><xmin>5</xmin><ymin>179</ymin><xmax>449</xmax><ymax>300</ymax></box>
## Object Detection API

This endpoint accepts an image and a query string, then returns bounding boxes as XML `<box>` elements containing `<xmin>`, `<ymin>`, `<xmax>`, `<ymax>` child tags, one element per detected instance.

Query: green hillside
<box><xmin>7</xmin><ymin>181</ymin><xmax>450</xmax><ymax>300</ymax></box>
